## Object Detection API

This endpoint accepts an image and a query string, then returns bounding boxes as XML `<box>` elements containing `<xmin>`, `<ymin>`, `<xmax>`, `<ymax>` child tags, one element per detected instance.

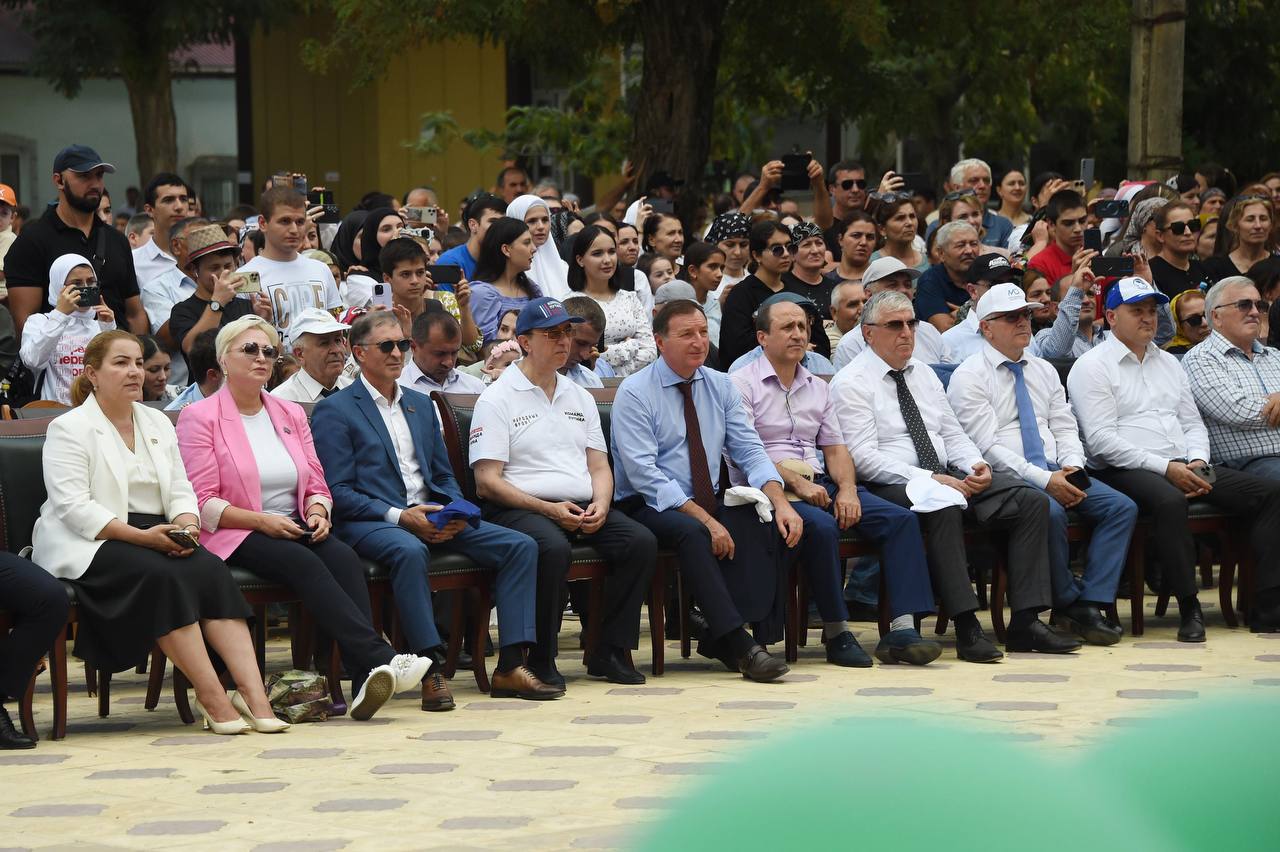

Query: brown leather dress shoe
<box><xmin>421</xmin><ymin>672</ymin><xmax>456</xmax><ymax>711</ymax></box>
<box><xmin>490</xmin><ymin>665</ymin><xmax>565</xmax><ymax>700</ymax></box>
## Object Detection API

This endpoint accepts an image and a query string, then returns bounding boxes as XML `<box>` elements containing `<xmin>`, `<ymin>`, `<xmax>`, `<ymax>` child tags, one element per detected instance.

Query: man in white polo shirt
<box><xmin>399</xmin><ymin>303</ymin><xmax>486</xmax><ymax>396</ymax></box>
<box><xmin>471</xmin><ymin>297</ymin><xmax>656</xmax><ymax>689</ymax></box>
<box><xmin>271</xmin><ymin>307</ymin><xmax>354</xmax><ymax>403</ymax></box>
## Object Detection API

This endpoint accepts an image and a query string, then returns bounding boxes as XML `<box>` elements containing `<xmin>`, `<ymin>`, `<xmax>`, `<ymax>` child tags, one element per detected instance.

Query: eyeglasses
<box><xmin>357</xmin><ymin>338</ymin><xmax>413</xmax><ymax>353</ymax></box>
<box><xmin>990</xmin><ymin>308</ymin><xmax>1035</xmax><ymax>323</ymax></box>
<box><xmin>1162</xmin><ymin>219</ymin><xmax>1202</xmax><ymax>235</ymax></box>
<box><xmin>765</xmin><ymin>243</ymin><xmax>798</xmax><ymax>257</ymax></box>
<box><xmin>236</xmin><ymin>342</ymin><xmax>279</xmax><ymax>360</ymax></box>
<box><xmin>943</xmin><ymin>188</ymin><xmax>978</xmax><ymax>202</ymax></box>
<box><xmin>864</xmin><ymin>318</ymin><xmax>920</xmax><ymax>332</ymax></box>
<box><xmin>533</xmin><ymin>326</ymin><xmax>572</xmax><ymax>340</ymax></box>
<box><xmin>870</xmin><ymin>191</ymin><xmax>914</xmax><ymax>204</ymax></box>
<box><xmin>1181</xmin><ymin>313</ymin><xmax>1206</xmax><ymax>328</ymax></box>
<box><xmin>1213</xmin><ymin>299</ymin><xmax>1270</xmax><ymax>315</ymax></box>
<box><xmin>839</xmin><ymin>178</ymin><xmax>868</xmax><ymax>191</ymax></box>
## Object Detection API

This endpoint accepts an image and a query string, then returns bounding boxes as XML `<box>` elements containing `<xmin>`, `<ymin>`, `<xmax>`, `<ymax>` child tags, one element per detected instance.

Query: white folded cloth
<box><xmin>723</xmin><ymin>486</ymin><xmax>774</xmax><ymax>523</ymax></box>
<box><xmin>905</xmin><ymin>475</ymin><xmax>968</xmax><ymax>513</ymax></box>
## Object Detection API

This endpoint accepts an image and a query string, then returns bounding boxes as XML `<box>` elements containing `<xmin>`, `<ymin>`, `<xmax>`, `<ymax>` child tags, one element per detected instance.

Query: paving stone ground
<box><xmin>3</xmin><ymin>597</ymin><xmax>1278</xmax><ymax>851</ymax></box>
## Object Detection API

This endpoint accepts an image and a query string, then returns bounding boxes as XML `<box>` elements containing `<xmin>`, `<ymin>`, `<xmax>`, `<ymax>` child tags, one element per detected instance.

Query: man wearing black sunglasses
<box><xmin>1150</xmin><ymin>201</ymin><xmax>1212</xmax><ymax>299</ymax></box>
<box><xmin>313</xmin><ymin>311</ymin><xmax>558</xmax><ymax>705</ymax></box>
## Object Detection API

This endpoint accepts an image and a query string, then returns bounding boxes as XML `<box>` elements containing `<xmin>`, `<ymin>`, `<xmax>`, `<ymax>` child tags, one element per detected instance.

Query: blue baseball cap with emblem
<box><xmin>1105</xmin><ymin>276</ymin><xmax>1170</xmax><ymax>311</ymax></box>
<box><xmin>516</xmin><ymin>296</ymin><xmax>586</xmax><ymax>336</ymax></box>
<box><xmin>52</xmin><ymin>144</ymin><xmax>116</xmax><ymax>174</ymax></box>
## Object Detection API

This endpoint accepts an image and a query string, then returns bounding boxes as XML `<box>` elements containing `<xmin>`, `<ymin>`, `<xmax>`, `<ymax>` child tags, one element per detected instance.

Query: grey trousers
<box><xmin>866</xmin><ymin>471</ymin><xmax>1053</xmax><ymax>615</ymax></box>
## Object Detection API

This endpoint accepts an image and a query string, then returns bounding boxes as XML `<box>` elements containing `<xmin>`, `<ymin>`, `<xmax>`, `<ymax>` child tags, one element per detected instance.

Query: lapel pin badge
<box><xmin>405</xmin><ymin>405</ymin><xmax>415</xmax><ymax>413</ymax></box>
<box><xmin>150</xmin><ymin>438</ymin><xmax>158</xmax><ymax>444</ymax></box>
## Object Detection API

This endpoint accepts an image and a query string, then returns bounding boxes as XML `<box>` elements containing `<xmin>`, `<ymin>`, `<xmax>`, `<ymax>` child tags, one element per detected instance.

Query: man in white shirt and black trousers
<box><xmin>471</xmin><ymin>297</ymin><xmax>656</xmax><ymax>688</ymax></box>
<box><xmin>831</xmin><ymin>290</ymin><xmax>1080</xmax><ymax>660</ymax></box>
<box><xmin>948</xmin><ymin>284</ymin><xmax>1139</xmax><ymax>646</ymax></box>
<box><xmin>1068</xmin><ymin>277</ymin><xmax>1280</xmax><ymax>638</ymax></box>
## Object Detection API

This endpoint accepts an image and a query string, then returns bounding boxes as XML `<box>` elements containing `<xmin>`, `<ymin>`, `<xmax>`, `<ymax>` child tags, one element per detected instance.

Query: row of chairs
<box><xmin>0</xmin><ymin>386</ymin><xmax>1257</xmax><ymax>741</ymax></box>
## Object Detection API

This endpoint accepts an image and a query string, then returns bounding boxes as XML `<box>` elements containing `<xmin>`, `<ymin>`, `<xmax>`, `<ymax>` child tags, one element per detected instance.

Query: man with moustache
<box><xmin>271</xmin><ymin>307</ymin><xmax>355</xmax><ymax>403</ymax></box>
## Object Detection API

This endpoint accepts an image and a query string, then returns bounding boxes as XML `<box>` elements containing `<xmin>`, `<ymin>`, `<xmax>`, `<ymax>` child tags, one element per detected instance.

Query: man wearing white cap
<box><xmin>832</xmin><ymin>256</ymin><xmax>951</xmax><ymax>370</ymax></box>
<box><xmin>948</xmin><ymin>284</ymin><xmax>1138</xmax><ymax>646</ymax></box>
<box><xmin>939</xmin><ymin>254</ymin><xmax>1019</xmax><ymax>363</ymax></box>
<box><xmin>833</xmin><ymin>290</ymin><xmax>1077</xmax><ymax>660</ymax></box>
<box><xmin>1068</xmin><ymin>276</ymin><xmax>1280</xmax><ymax>639</ymax></box>
<box><xmin>270</xmin><ymin>307</ymin><xmax>354</xmax><ymax>403</ymax></box>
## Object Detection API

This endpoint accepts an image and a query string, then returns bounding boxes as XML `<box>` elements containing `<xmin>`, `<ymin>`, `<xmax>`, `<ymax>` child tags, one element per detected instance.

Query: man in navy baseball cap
<box><xmin>515</xmin><ymin>296</ymin><xmax>586</xmax><ymax>336</ymax></box>
<box><xmin>52</xmin><ymin>144</ymin><xmax>116</xmax><ymax>175</ymax></box>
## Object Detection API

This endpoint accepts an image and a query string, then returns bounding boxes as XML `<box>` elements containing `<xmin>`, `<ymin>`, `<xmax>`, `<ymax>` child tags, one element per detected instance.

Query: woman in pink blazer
<box><xmin>177</xmin><ymin>316</ymin><xmax>430</xmax><ymax>723</ymax></box>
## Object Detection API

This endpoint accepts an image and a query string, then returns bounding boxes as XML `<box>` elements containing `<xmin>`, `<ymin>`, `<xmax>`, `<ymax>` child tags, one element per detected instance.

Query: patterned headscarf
<box><xmin>1115</xmin><ymin>197</ymin><xmax>1167</xmax><ymax>255</ymax></box>
<box><xmin>789</xmin><ymin>221</ymin><xmax>824</xmax><ymax>245</ymax></box>
<box><xmin>706</xmin><ymin>211</ymin><xmax>752</xmax><ymax>245</ymax></box>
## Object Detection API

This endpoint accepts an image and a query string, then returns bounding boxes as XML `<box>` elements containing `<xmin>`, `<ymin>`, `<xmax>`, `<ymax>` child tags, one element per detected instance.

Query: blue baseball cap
<box><xmin>52</xmin><ymin>144</ymin><xmax>115</xmax><ymax>174</ymax></box>
<box><xmin>515</xmin><ymin>297</ymin><xmax>585</xmax><ymax>336</ymax></box>
<box><xmin>1105</xmin><ymin>276</ymin><xmax>1170</xmax><ymax>311</ymax></box>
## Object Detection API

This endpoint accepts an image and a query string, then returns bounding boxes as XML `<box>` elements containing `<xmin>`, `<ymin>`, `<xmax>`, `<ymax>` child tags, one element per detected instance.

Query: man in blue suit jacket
<box><xmin>312</xmin><ymin>311</ymin><xmax>561</xmax><ymax>706</ymax></box>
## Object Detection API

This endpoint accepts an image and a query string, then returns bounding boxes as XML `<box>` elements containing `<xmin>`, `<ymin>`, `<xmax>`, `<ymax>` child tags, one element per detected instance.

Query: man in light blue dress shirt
<box><xmin>611</xmin><ymin>301</ymin><xmax>804</xmax><ymax>682</ymax></box>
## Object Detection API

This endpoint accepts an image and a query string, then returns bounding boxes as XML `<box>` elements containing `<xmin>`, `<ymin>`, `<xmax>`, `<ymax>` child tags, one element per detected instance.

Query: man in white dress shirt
<box><xmin>831</xmin><ymin>290</ymin><xmax>1079</xmax><ymax>660</ymax></box>
<box><xmin>270</xmin><ymin>307</ymin><xmax>354</xmax><ymax>403</ymax></box>
<box><xmin>832</xmin><ymin>257</ymin><xmax>952</xmax><ymax>370</ymax></box>
<box><xmin>939</xmin><ymin>253</ymin><xmax>1018</xmax><ymax>363</ymax></box>
<box><xmin>1068</xmin><ymin>277</ymin><xmax>1280</xmax><ymax>638</ymax></box>
<box><xmin>948</xmin><ymin>284</ymin><xmax>1138</xmax><ymax>646</ymax></box>
<box><xmin>399</xmin><ymin>305</ymin><xmax>486</xmax><ymax>396</ymax></box>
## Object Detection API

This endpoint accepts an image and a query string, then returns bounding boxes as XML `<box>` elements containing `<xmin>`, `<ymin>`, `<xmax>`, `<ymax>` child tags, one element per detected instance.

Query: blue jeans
<box><xmin>792</xmin><ymin>479</ymin><xmax>935</xmax><ymax>620</ymax></box>
<box><xmin>353</xmin><ymin>520</ymin><xmax>538</xmax><ymax>653</ymax></box>
<box><xmin>1232</xmin><ymin>455</ymin><xmax>1280</xmax><ymax>481</ymax></box>
<box><xmin>1039</xmin><ymin>476</ymin><xmax>1138</xmax><ymax>607</ymax></box>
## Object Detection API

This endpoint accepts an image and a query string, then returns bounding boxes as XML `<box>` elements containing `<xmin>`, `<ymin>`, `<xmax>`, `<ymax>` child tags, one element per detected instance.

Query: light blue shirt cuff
<box><xmin>655</xmin><ymin>481</ymin><xmax>693</xmax><ymax>513</ymax></box>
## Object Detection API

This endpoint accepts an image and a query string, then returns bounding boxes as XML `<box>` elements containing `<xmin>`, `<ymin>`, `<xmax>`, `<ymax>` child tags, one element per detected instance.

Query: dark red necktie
<box><xmin>677</xmin><ymin>380</ymin><xmax>719</xmax><ymax>516</ymax></box>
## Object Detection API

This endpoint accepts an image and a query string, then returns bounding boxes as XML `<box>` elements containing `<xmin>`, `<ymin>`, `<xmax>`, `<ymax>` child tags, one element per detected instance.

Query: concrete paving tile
<box><xmin>127</xmin><ymin>820</ymin><xmax>227</xmax><ymax>835</ymax></box>
<box><xmin>10</xmin><ymin>804</ymin><xmax>107</xmax><ymax>818</ymax></box>
<box><xmin>416</xmin><ymin>729</ymin><xmax>502</xmax><ymax>740</ymax></box>
<box><xmin>368</xmin><ymin>762</ymin><xmax>457</xmax><ymax>774</ymax></box>
<box><xmin>198</xmin><ymin>782</ymin><xmax>290</xmax><ymax>794</ymax></box>
<box><xmin>489</xmin><ymin>779</ymin><xmax>578</xmax><ymax>791</ymax></box>
<box><xmin>313</xmin><ymin>799</ymin><xmax>407</xmax><ymax>812</ymax></box>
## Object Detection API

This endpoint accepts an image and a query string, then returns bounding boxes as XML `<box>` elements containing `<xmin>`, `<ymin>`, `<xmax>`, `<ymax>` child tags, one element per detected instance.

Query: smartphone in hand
<box><xmin>167</xmin><ymin>529</ymin><xmax>198</xmax><ymax>549</ymax></box>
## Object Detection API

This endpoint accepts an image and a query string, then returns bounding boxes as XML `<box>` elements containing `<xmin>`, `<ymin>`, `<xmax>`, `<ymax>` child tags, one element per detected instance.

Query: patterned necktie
<box><xmin>888</xmin><ymin>369</ymin><xmax>942</xmax><ymax>473</ymax></box>
<box><xmin>1002</xmin><ymin>360</ymin><xmax>1048</xmax><ymax>469</ymax></box>
<box><xmin>676</xmin><ymin>381</ymin><xmax>719</xmax><ymax>516</ymax></box>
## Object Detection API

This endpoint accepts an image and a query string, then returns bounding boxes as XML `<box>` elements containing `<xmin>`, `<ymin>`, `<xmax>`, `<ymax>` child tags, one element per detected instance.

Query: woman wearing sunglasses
<box><xmin>177</xmin><ymin>315</ymin><xmax>431</xmax><ymax>724</ymax></box>
<box><xmin>1150</xmin><ymin>201</ymin><xmax>1213</xmax><ymax>299</ymax></box>
<box><xmin>1163</xmin><ymin>289</ymin><xmax>1211</xmax><ymax>354</ymax></box>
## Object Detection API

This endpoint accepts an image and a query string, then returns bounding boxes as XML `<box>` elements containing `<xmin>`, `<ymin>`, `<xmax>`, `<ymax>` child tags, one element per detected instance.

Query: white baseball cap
<box><xmin>289</xmin><ymin>307</ymin><xmax>349</xmax><ymax>348</ymax></box>
<box><xmin>975</xmin><ymin>283</ymin><xmax>1035</xmax><ymax>320</ymax></box>
<box><xmin>863</xmin><ymin>256</ymin><xmax>924</xmax><ymax>288</ymax></box>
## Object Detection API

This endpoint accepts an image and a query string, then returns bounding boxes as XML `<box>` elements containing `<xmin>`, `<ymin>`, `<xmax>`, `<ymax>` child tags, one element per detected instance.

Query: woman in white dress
<box><xmin>566</xmin><ymin>225</ymin><xmax>656</xmax><ymax>377</ymax></box>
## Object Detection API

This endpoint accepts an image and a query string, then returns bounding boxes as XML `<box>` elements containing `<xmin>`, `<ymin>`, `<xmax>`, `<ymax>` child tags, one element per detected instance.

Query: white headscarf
<box><xmin>506</xmin><ymin>194</ymin><xmax>569</xmax><ymax>299</ymax></box>
<box><xmin>48</xmin><ymin>253</ymin><xmax>98</xmax><ymax>320</ymax></box>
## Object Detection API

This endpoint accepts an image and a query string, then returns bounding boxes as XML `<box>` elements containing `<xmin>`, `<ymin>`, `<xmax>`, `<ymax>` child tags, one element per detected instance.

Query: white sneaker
<box><xmin>389</xmin><ymin>653</ymin><xmax>433</xmax><ymax>694</ymax></box>
<box><xmin>350</xmin><ymin>665</ymin><xmax>395</xmax><ymax>721</ymax></box>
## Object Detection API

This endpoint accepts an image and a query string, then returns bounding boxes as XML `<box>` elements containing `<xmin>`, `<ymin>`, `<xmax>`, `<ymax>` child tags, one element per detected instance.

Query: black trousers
<box><xmin>1093</xmin><ymin>466</ymin><xmax>1280</xmax><ymax>599</ymax></box>
<box><xmin>622</xmin><ymin>500</ymin><xmax>787</xmax><ymax>642</ymax></box>
<box><xmin>483</xmin><ymin>507</ymin><xmax>656</xmax><ymax>664</ymax></box>
<box><xmin>867</xmin><ymin>472</ymin><xmax>1054</xmax><ymax>615</ymax></box>
<box><xmin>230</xmin><ymin>533</ymin><xmax>394</xmax><ymax>688</ymax></box>
<box><xmin>0</xmin><ymin>553</ymin><xmax>68</xmax><ymax>702</ymax></box>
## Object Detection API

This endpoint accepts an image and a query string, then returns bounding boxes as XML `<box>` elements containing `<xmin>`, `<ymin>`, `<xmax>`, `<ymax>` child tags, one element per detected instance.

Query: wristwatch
<box><xmin>208</xmin><ymin>299</ymin><xmax>223</xmax><ymax>313</ymax></box>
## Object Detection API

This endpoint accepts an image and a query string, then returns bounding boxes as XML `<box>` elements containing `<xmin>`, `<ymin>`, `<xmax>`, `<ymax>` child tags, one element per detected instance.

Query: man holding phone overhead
<box><xmin>948</xmin><ymin>284</ymin><xmax>1138</xmax><ymax>647</ymax></box>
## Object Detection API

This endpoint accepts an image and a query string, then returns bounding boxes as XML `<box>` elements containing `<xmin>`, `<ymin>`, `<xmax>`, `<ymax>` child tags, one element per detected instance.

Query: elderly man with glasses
<box><xmin>831</xmin><ymin>290</ymin><xmax>1073</xmax><ymax>661</ymax></box>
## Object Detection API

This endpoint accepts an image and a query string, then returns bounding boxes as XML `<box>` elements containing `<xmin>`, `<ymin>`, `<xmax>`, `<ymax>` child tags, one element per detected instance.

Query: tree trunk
<box><xmin>630</xmin><ymin>0</ymin><xmax>730</xmax><ymax>228</ymax></box>
<box><xmin>124</xmin><ymin>57</ymin><xmax>179</xmax><ymax>182</ymax></box>
<box><xmin>1127</xmin><ymin>0</ymin><xmax>1186</xmax><ymax>179</ymax></box>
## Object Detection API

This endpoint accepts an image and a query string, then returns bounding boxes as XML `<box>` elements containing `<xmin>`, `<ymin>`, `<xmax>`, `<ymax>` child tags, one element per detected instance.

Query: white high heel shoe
<box><xmin>193</xmin><ymin>697</ymin><xmax>250</xmax><ymax>735</ymax></box>
<box><xmin>230</xmin><ymin>691</ymin><xmax>290</xmax><ymax>733</ymax></box>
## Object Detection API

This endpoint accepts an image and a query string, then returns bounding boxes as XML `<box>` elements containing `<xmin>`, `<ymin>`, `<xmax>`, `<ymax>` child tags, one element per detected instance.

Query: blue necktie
<box><xmin>1002</xmin><ymin>360</ymin><xmax>1048</xmax><ymax>470</ymax></box>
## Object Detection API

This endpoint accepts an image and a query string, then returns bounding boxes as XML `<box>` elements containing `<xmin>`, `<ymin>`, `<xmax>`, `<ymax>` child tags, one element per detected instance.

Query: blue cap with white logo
<box><xmin>515</xmin><ymin>296</ymin><xmax>586</xmax><ymax>336</ymax></box>
<box><xmin>1105</xmin><ymin>276</ymin><xmax>1170</xmax><ymax>311</ymax></box>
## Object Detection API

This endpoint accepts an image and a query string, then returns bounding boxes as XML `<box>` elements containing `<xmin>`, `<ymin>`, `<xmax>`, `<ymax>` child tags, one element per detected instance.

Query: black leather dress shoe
<box><xmin>825</xmin><ymin>631</ymin><xmax>873</xmax><ymax>668</ymax></box>
<box><xmin>527</xmin><ymin>662</ymin><xmax>566</xmax><ymax>691</ymax></box>
<box><xmin>1052</xmin><ymin>604</ymin><xmax>1121</xmax><ymax>646</ymax></box>
<box><xmin>1178</xmin><ymin>601</ymin><xmax>1207</xmax><ymax>643</ymax></box>
<box><xmin>0</xmin><ymin>705</ymin><xmax>35</xmax><ymax>750</ymax></box>
<box><xmin>587</xmin><ymin>648</ymin><xmax>645</xmax><ymax>684</ymax></box>
<box><xmin>1249</xmin><ymin>605</ymin><xmax>1280</xmax><ymax>634</ymax></box>
<box><xmin>738</xmin><ymin>645</ymin><xmax>789</xmax><ymax>682</ymax></box>
<box><xmin>1006</xmin><ymin>619</ymin><xmax>1082</xmax><ymax>654</ymax></box>
<box><xmin>956</xmin><ymin>625</ymin><xmax>1004</xmax><ymax>663</ymax></box>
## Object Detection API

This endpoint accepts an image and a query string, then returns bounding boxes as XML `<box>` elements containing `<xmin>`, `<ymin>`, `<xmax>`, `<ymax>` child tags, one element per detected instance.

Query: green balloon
<box><xmin>635</xmin><ymin>715</ymin><xmax>1169</xmax><ymax>851</ymax></box>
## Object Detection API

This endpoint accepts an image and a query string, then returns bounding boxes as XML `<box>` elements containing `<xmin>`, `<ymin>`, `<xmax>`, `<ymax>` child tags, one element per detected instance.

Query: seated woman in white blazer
<box><xmin>31</xmin><ymin>330</ymin><xmax>285</xmax><ymax>735</ymax></box>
